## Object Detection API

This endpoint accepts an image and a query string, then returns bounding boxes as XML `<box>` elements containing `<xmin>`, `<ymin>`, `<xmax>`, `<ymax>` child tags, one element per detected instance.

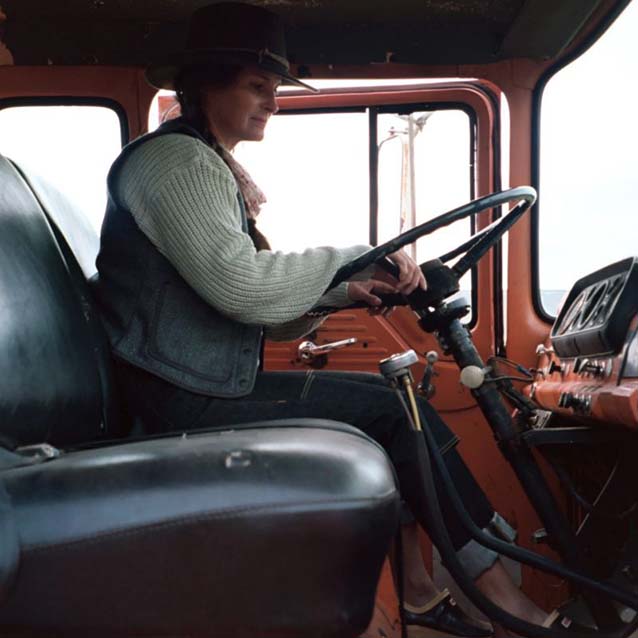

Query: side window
<box><xmin>538</xmin><ymin>2</ymin><xmax>638</xmax><ymax>316</ymax></box>
<box><xmin>377</xmin><ymin>108</ymin><xmax>473</xmax><ymax>302</ymax></box>
<box><xmin>0</xmin><ymin>103</ymin><xmax>124</xmax><ymax>232</ymax></box>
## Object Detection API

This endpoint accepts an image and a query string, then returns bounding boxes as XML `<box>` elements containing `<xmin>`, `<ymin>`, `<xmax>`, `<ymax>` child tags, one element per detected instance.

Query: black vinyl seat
<box><xmin>0</xmin><ymin>421</ymin><xmax>398</xmax><ymax>637</ymax></box>
<box><xmin>0</xmin><ymin>155</ymin><xmax>400</xmax><ymax>636</ymax></box>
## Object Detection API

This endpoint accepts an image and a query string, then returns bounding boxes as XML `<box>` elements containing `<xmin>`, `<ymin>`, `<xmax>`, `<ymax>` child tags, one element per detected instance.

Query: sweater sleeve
<box><xmin>264</xmin><ymin>282</ymin><xmax>351</xmax><ymax>342</ymax></box>
<box><xmin>118</xmin><ymin>134</ymin><xmax>371</xmax><ymax>327</ymax></box>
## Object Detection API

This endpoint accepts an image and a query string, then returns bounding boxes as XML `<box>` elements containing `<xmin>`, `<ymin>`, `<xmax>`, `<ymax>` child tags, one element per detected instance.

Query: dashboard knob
<box><xmin>574</xmin><ymin>358</ymin><xmax>606</xmax><ymax>377</ymax></box>
<box><xmin>425</xmin><ymin>350</ymin><xmax>439</xmax><ymax>364</ymax></box>
<box><xmin>558</xmin><ymin>391</ymin><xmax>574</xmax><ymax>408</ymax></box>
<box><xmin>548</xmin><ymin>360</ymin><xmax>563</xmax><ymax>375</ymax></box>
<box><xmin>558</xmin><ymin>391</ymin><xmax>591</xmax><ymax>414</ymax></box>
<box><xmin>573</xmin><ymin>358</ymin><xmax>586</xmax><ymax>374</ymax></box>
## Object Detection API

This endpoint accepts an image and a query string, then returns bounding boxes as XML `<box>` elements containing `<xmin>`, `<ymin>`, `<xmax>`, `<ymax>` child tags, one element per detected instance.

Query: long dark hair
<box><xmin>174</xmin><ymin>64</ymin><xmax>271</xmax><ymax>251</ymax></box>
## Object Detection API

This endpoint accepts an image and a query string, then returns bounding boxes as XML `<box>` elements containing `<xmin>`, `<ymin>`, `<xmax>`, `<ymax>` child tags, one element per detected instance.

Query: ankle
<box><xmin>403</xmin><ymin>576</ymin><xmax>439</xmax><ymax>607</ymax></box>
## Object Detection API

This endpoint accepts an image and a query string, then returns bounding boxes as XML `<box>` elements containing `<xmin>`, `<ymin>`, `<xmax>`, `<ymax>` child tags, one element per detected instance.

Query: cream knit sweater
<box><xmin>117</xmin><ymin>133</ymin><xmax>372</xmax><ymax>341</ymax></box>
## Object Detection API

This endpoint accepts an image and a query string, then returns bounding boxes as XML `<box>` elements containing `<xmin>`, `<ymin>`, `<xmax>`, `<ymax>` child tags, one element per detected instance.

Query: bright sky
<box><xmin>0</xmin><ymin>1</ymin><xmax>635</xmax><ymax>317</ymax></box>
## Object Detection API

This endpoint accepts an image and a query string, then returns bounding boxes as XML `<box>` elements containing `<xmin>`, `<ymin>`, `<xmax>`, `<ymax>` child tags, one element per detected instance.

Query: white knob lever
<box><xmin>460</xmin><ymin>365</ymin><xmax>486</xmax><ymax>389</ymax></box>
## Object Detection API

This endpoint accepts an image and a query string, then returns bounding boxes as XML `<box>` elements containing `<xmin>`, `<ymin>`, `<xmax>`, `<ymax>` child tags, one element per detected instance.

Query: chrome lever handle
<box><xmin>298</xmin><ymin>337</ymin><xmax>357</xmax><ymax>361</ymax></box>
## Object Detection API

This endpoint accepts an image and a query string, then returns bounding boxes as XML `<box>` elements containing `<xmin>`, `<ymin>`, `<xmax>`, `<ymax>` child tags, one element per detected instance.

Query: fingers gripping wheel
<box><xmin>327</xmin><ymin>187</ymin><xmax>537</xmax><ymax>312</ymax></box>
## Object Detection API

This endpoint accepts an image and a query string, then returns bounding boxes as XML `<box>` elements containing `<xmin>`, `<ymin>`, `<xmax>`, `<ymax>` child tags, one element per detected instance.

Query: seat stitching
<box><xmin>23</xmin><ymin>492</ymin><xmax>398</xmax><ymax>555</ymax></box>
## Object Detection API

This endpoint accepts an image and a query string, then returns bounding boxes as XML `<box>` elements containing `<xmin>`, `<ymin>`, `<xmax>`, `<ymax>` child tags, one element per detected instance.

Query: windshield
<box><xmin>538</xmin><ymin>1</ymin><xmax>638</xmax><ymax>316</ymax></box>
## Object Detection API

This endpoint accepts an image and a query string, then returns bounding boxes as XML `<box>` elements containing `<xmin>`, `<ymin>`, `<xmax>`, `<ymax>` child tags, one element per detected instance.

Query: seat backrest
<box><xmin>12</xmin><ymin>165</ymin><xmax>100</xmax><ymax>281</ymax></box>
<box><xmin>0</xmin><ymin>155</ymin><xmax>118</xmax><ymax>447</ymax></box>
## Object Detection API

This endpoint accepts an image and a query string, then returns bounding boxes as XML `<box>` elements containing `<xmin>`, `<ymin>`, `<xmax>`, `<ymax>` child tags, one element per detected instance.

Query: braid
<box><xmin>247</xmin><ymin>218</ymin><xmax>271</xmax><ymax>251</ymax></box>
<box><xmin>174</xmin><ymin>64</ymin><xmax>244</xmax><ymax>145</ymax></box>
<box><xmin>174</xmin><ymin>67</ymin><xmax>218</xmax><ymax>144</ymax></box>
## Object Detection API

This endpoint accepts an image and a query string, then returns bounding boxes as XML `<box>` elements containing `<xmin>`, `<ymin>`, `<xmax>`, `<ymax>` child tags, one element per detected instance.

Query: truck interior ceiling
<box><xmin>0</xmin><ymin>0</ymin><xmax>637</xmax><ymax>637</ymax></box>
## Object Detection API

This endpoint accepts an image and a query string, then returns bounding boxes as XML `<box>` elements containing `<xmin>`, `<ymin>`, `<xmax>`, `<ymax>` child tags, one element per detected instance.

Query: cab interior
<box><xmin>0</xmin><ymin>0</ymin><xmax>637</xmax><ymax>636</ymax></box>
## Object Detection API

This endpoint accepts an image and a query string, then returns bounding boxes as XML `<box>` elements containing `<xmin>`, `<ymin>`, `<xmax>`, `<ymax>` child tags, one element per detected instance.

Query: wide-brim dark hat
<box><xmin>145</xmin><ymin>2</ymin><xmax>317</xmax><ymax>92</ymax></box>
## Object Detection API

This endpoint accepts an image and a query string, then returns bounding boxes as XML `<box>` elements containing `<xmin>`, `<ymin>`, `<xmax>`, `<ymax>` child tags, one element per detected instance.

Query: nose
<box><xmin>263</xmin><ymin>89</ymin><xmax>279</xmax><ymax>115</ymax></box>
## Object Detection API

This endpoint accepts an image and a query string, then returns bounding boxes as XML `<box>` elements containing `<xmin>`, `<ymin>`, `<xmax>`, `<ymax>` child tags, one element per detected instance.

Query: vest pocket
<box><xmin>147</xmin><ymin>283</ymin><xmax>241</xmax><ymax>382</ymax></box>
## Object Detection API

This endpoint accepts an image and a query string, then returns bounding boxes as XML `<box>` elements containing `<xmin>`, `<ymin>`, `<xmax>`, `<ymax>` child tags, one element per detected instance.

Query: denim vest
<box><xmin>92</xmin><ymin>119</ymin><xmax>263</xmax><ymax>397</ymax></box>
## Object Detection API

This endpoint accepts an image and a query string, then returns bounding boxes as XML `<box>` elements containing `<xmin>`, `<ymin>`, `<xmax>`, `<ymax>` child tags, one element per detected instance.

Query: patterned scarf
<box><xmin>167</xmin><ymin>112</ymin><xmax>270</xmax><ymax>248</ymax></box>
<box><xmin>216</xmin><ymin>145</ymin><xmax>271</xmax><ymax>250</ymax></box>
<box><xmin>217</xmin><ymin>146</ymin><xmax>266</xmax><ymax>220</ymax></box>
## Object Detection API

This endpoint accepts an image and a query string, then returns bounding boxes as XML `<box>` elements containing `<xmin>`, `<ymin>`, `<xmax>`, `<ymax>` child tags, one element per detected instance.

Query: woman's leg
<box><xmin>121</xmin><ymin>364</ymin><xmax>503</xmax><ymax>550</ymax></box>
<box><xmin>395</xmin><ymin>520</ymin><xmax>494</xmax><ymax>637</ymax></box>
<box><xmin>398</xmin><ymin>520</ymin><xmax>438</xmax><ymax>606</ymax></box>
<box><xmin>308</xmin><ymin>373</ymin><xmax>545</xmax><ymax>632</ymax></box>
<box><xmin>120</xmin><ymin>364</ymin><xmax>497</xmax><ymax>548</ymax></box>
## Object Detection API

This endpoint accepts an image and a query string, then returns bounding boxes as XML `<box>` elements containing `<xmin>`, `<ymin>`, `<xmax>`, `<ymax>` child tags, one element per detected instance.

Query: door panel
<box><xmin>266</xmin><ymin>310</ymin><xmax>411</xmax><ymax>371</ymax></box>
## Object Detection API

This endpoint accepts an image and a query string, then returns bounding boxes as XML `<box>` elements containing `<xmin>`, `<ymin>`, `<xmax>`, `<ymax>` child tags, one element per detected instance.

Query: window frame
<box><xmin>276</xmin><ymin>99</ymin><xmax>479</xmax><ymax>326</ymax></box>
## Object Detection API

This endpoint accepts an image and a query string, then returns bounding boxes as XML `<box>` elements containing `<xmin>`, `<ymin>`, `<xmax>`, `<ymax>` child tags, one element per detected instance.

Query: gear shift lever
<box><xmin>379</xmin><ymin>350</ymin><xmax>422</xmax><ymax>430</ymax></box>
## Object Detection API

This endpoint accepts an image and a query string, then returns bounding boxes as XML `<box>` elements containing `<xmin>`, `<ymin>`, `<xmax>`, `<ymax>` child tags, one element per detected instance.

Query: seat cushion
<box><xmin>0</xmin><ymin>419</ymin><xmax>400</xmax><ymax>637</ymax></box>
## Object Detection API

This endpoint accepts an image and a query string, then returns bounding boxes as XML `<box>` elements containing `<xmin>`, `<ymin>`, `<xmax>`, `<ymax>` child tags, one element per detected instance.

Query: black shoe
<box><xmin>403</xmin><ymin>589</ymin><xmax>493</xmax><ymax>637</ymax></box>
<box><xmin>543</xmin><ymin>609</ymin><xmax>596</xmax><ymax>633</ymax></box>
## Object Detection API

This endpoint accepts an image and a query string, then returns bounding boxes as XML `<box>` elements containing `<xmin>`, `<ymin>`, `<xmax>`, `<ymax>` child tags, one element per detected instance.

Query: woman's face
<box><xmin>202</xmin><ymin>66</ymin><xmax>280</xmax><ymax>149</ymax></box>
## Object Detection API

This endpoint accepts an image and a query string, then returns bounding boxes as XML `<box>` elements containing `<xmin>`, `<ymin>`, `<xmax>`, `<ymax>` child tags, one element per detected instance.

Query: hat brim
<box><xmin>145</xmin><ymin>49</ymin><xmax>318</xmax><ymax>93</ymax></box>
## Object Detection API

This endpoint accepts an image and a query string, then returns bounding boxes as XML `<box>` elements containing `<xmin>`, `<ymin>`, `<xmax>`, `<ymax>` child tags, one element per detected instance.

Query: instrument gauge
<box><xmin>550</xmin><ymin>257</ymin><xmax>637</xmax><ymax>359</ymax></box>
<box><xmin>556</xmin><ymin>291</ymin><xmax>586</xmax><ymax>335</ymax></box>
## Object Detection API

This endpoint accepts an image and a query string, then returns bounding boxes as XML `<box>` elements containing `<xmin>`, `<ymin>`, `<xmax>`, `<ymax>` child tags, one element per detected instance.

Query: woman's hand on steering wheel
<box><xmin>347</xmin><ymin>279</ymin><xmax>399</xmax><ymax>316</ymax></box>
<box><xmin>377</xmin><ymin>249</ymin><xmax>427</xmax><ymax>295</ymax></box>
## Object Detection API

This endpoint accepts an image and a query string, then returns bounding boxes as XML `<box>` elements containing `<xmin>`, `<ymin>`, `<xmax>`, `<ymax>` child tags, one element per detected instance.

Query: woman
<box><xmin>93</xmin><ymin>3</ymin><xmax>546</xmax><ymax>636</ymax></box>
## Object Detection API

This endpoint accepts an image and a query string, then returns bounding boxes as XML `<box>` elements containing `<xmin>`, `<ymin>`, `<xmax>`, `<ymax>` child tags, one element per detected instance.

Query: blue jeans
<box><xmin>118</xmin><ymin>363</ymin><xmax>506</xmax><ymax>577</ymax></box>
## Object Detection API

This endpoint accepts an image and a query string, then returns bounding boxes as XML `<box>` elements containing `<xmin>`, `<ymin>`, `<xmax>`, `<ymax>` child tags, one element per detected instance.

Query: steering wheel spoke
<box><xmin>450</xmin><ymin>198</ymin><xmax>532</xmax><ymax>278</ymax></box>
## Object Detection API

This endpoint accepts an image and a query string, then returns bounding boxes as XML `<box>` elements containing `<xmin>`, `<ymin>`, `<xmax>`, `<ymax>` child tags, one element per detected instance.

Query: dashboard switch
<box><xmin>558</xmin><ymin>391</ymin><xmax>591</xmax><ymax>414</ymax></box>
<box><xmin>548</xmin><ymin>361</ymin><xmax>563</xmax><ymax>375</ymax></box>
<box><xmin>574</xmin><ymin>358</ymin><xmax>607</xmax><ymax>377</ymax></box>
<box><xmin>558</xmin><ymin>391</ymin><xmax>574</xmax><ymax>408</ymax></box>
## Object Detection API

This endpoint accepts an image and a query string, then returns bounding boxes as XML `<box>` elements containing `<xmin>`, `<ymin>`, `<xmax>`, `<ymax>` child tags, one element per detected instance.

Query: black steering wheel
<box><xmin>318</xmin><ymin>186</ymin><xmax>537</xmax><ymax>313</ymax></box>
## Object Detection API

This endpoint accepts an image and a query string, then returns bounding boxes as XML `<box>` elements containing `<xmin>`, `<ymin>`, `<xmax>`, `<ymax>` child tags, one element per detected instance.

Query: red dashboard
<box><xmin>529</xmin><ymin>258</ymin><xmax>638</xmax><ymax>430</ymax></box>
<box><xmin>531</xmin><ymin>316</ymin><xmax>638</xmax><ymax>430</ymax></box>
